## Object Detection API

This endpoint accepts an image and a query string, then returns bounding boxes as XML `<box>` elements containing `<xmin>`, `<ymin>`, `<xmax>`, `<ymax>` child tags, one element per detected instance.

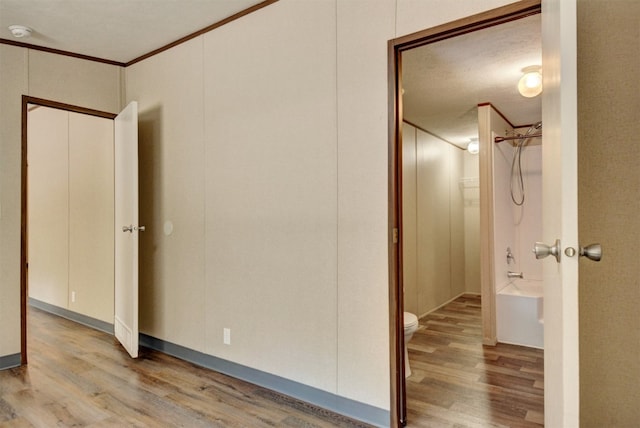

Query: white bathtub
<box><xmin>496</xmin><ymin>280</ymin><xmax>543</xmax><ymax>349</ymax></box>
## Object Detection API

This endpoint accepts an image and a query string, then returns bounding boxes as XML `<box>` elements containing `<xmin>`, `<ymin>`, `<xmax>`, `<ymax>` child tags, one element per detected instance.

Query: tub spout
<box><xmin>508</xmin><ymin>271</ymin><xmax>524</xmax><ymax>279</ymax></box>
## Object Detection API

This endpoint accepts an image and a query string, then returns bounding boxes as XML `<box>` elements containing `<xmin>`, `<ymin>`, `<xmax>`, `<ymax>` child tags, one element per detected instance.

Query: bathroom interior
<box><xmin>399</xmin><ymin>10</ymin><xmax>544</xmax><ymax>422</ymax></box>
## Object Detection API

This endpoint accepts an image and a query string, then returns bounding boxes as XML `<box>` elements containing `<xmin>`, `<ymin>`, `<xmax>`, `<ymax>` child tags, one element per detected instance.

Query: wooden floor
<box><xmin>0</xmin><ymin>307</ymin><xmax>371</xmax><ymax>427</ymax></box>
<box><xmin>1</xmin><ymin>298</ymin><xmax>543</xmax><ymax>428</ymax></box>
<box><xmin>406</xmin><ymin>295</ymin><xmax>544</xmax><ymax>427</ymax></box>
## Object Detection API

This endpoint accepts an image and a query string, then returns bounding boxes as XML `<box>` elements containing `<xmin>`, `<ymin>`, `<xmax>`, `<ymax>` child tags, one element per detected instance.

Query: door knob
<box><xmin>533</xmin><ymin>239</ymin><xmax>561</xmax><ymax>263</ymax></box>
<box><xmin>122</xmin><ymin>225</ymin><xmax>145</xmax><ymax>233</ymax></box>
<box><xmin>564</xmin><ymin>243</ymin><xmax>602</xmax><ymax>261</ymax></box>
<box><xmin>580</xmin><ymin>243</ymin><xmax>602</xmax><ymax>261</ymax></box>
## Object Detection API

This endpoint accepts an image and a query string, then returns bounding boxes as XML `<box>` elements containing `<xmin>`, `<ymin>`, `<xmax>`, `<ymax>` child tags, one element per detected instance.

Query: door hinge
<box><xmin>393</xmin><ymin>228</ymin><xmax>399</xmax><ymax>244</ymax></box>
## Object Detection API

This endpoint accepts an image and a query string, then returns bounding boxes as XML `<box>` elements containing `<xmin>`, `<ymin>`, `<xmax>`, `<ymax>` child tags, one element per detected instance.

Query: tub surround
<box><xmin>496</xmin><ymin>280</ymin><xmax>544</xmax><ymax>348</ymax></box>
<box><xmin>479</xmin><ymin>104</ymin><xmax>543</xmax><ymax>349</ymax></box>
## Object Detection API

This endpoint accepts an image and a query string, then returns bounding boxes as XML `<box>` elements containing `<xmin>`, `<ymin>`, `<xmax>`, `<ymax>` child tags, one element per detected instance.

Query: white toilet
<box><xmin>403</xmin><ymin>312</ymin><xmax>419</xmax><ymax>377</ymax></box>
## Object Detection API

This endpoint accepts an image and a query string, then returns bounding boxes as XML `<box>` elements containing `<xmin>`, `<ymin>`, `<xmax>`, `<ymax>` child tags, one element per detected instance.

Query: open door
<box><xmin>539</xmin><ymin>0</ymin><xmax>579</xmax><ymax>425</ymax></box>
<box><xmin>114</xmin><ymin>101</ymin><xmax>140</xmax><ymax>358</ymax></box>
<box><xmin>389</xmin><ymin>1</ymin><xmax>581</xmax><ymax>425</ymax></box>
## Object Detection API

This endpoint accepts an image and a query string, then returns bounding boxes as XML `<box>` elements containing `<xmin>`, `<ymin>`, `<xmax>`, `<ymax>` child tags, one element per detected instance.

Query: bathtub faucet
<box><xmin>507</xmin><ymin>271</ymin><xmax>524</xmax><ymax>279</ymax></box>
<box><xmin>506</xmin><ymin>247</ymin><xmax>516</xmax><ymax>265</ymax></box>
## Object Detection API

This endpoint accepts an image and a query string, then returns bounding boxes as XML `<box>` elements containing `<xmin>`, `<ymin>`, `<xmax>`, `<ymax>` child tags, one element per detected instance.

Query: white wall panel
<box><xmin>28</xmin><ymin>51</ymin><xmax>121</xmax><ymax>114</ymax></box>
<box><xmin>28</xmin><ymin>108</ymin><xmax>115</xmax><ymax>323</ymax></box>
<box><xmin>402</xmin><ymin>124</ymin><xmax>418</xmax><ymax>316</ymax></box>
<box><xmin>396</xmin><ymin>0</ymin><xmax>515</xmax><ymax>37</ymax></box>
<box><xmin>449</xmin><ymin>146</ymin><xmax>466</xmax><ymax>297</ymax></box>
<box><xmin>403</xmin><ymin>124</ymin><xmax>468</xmax><ymax>317</ymax></box>
<box><xmin>515</xmin><ymin>145</ymin><xmax>542</xmax><ymax>281</ymax></box>
<box><xmin>125</xmin><ymin>38</ymin><xmax>206</xmax><ymax>351</ymax></box>
<box><xmin>336</xmin><ymin>0</ymin><xmax>396</xmax><ymax>409</ymax></box>
<box><xmin>416</xmin><ymin>129</ymin><xmax>451</xmax><ymax>313</ymax></box>
<box><xmin>464</xmin><ymin>151</ymin><xmax>481</xmax><ymax>293</ymax></box>
<box><xmin>68</xmin><ymin>112</ymin><xmax>114</xmax><ymax>323</ymax></box>
<box><xmin>0</xmin><ymin>45</ymin><xmax>27</xmax><ymax>357</ymax></box>
<box><xmin>487</xmin><ymin>107</ymin><xmax>515</xmax><ymax>290</ymax></box>
<box><xmin>202</xmin><ymin>1</ymin><xmax>338</xmax><ymax>391</ymax></box>
<box><xmin>27</xmin><ymin>106</ymin><xmax>70</xmax><ymax>308</ymax></box>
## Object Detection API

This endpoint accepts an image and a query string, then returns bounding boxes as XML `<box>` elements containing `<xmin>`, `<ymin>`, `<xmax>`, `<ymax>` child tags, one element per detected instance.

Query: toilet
<box><xmin>403</xmin><ymin>312</ymin><xmax>419</xmax><ymax>377</ymax></box>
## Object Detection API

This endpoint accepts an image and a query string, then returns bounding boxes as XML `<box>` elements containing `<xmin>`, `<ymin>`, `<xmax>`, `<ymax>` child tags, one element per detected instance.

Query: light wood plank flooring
<box><xmin>406</xmin><ymin>295</ymin><xmax>544</xmax><ymax>427</ymax></box>
<box><xmin>0</xmin><ymin>307</ymin><xmax>371</xmax><ymax>427</ymax></box>
<box><xmin>2</xmin><ymin>297</ymin><xmax>543</xmax><ymax>427</ymax></box>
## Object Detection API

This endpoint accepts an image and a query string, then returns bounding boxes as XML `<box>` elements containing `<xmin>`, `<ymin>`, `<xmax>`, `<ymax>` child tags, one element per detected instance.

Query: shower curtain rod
<box><xmin>494</xmin><ymin>133</ymin><xmax>542</xmax><ymax>143</ymax></box>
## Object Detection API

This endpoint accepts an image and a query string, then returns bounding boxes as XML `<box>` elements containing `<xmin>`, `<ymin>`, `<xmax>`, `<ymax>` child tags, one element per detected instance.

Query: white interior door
<box><xmin>114</xmin><ymin>101</ymin><xmax>140</xmax><ymax>358</ymax></box>
<box><xmin>541</xmin><ymin>0</ymin><xmax>579</xmax><ymax>425</ymax></box>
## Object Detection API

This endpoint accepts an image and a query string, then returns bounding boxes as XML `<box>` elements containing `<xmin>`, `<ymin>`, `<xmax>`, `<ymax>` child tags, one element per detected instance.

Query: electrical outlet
<box><xmin>223</xmin><ymin>328</ymin><xmax>231</xmax><ymax>345</ymax></box>
<box><xmin>71</xmin><ymin>291</ymin><xmax>76</xmax><ymax>303</ymax></box>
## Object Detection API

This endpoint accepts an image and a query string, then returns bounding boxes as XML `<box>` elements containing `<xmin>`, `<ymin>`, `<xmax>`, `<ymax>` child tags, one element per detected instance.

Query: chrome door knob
<box><xmin>580</xmin><ymin>243</ymin><xmax>602</xmax><ymax>261</ymax></box>
<box><xmin>533</xmin><ymin>239</ymin><xmax>561</xmax><ymax>263</ymax></box>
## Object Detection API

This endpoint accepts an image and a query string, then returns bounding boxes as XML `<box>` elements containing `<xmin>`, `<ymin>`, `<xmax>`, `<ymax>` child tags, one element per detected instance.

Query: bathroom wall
<box><xmin>485</xmin><ymin>106</ymin><xmax>542</xmax><ymax>289</ymax></box>
<box><xmin>402</xmin><ymin>122</ymin><xmax>466</xmax><ymax>318</ymax></box>
<box><xmin>463</xmin><ymin>151</ymin><xmax>481</xmax><ymax>294</ymax></box>
<box><xmin>511</xmin><ymin>131</ymin><xmax>542</xmax><ymax>281</ymax></box>
<box><xmin>28</xmin><ymin>106</ymin><xmax>115</xmax><ymax>323</ymax></box>
<box><xmin>402</xmin><ymin>123</ymin><xmax>418</xmax><ymax>315</ymax></box>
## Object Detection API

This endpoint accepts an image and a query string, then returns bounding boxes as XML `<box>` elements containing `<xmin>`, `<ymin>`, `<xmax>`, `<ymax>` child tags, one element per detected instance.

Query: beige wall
<box><xmin>0</xmin><ymin>46</ymin><xmax>121</xmax><ymax>357</ymax></box>
<box><xmin>124</xmin><ymin>0</ymin><xmax>515</xmax><ymax>410</ymax></box>
<box><xmin>402</xmin><ymin>123</ymin><xmax>466</xmax><ymax>317</ymax></box>
<box><xmin>1</xmin><ymin>0</ymin><xmax>520</xmax><ymax>412</ymax></box>
<box><xmin>28</xmin><ymin>107</ymin><xmax>69</xmax><ymax>309</ymax></box>
<box><xmin>0</xmin><ymin>45</ymin><xmax>28</xmax><ymax>358</ymax></box>
<box><xmin>68</xmin><ymin>112</ymin><xmax>114</xmax><ymax>322</ymax></box>
<box><xmin>6</xmin><ymin>2</ymin><xmax>637</xmax><ymax>421</ymax></box>
<box><xmin>463</xmin><ymin>152</ymin><xmax>481</xmax><ymax>293</ymax></box>
<box><xmin>28</xmin><ymin>107</ymin><xmax>114</xmax><ymax>323</ymax></box>
<box><xmin>402</xmin><ymin>124</ymin><xmax>418</xmax><ymax>315</ymax></box>
<box><xmin>577</xmin><ymin>0</ymin><xmax>640</xmax><ymax>425</ymax></box>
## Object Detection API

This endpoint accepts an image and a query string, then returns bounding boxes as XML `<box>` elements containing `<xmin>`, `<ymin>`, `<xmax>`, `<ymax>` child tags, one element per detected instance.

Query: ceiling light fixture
<box><xmin>467</xmin><ymin>138</ymin><xmax>479</xmax><ymax>154</ymax></box>
<box><xmin>518</xmin><ymin>65</ymin><xmax>542</xmax><ymax>98</ymax></box>
<box><xmin>9</xmin><ymin>25</ymin><xmax>32</xmax><ymax>38</ymax></box>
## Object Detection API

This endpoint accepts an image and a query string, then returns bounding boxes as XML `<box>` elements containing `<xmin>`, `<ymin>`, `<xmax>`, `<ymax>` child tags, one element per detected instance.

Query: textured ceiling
<box><xmin>0</xmin><ymin>0</ymin><xmax>268</xmax><ymax>63</ymax></box>
<box><xmin>402</xmin><ymin>13</ymin><xmax>542</xmax><ymax>148</ymax></box>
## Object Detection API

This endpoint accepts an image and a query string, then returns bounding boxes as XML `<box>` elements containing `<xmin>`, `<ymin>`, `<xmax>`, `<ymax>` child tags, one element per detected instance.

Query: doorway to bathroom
<box><xmin>382</xmin><ymin>2</ymin><xmax>568</xmax><ymax>423</ymax></box>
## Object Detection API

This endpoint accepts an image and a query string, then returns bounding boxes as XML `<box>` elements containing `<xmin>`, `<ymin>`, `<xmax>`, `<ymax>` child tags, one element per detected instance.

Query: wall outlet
<box><xmin>223</xmin><ymin>328</ymin><xmax>231</xmax><ymax>345</ymax></box>
<box><xmin>71</xmin><ymin>291</ymin><xmax>76</xmax><ymax>303</ymax></box>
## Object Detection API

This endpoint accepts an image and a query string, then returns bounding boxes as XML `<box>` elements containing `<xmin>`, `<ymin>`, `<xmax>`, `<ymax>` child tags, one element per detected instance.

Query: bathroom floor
<box><xmin>406</xmin><ymin>294</ymin><xmax>544</xmax><ymax>427</ymax></box>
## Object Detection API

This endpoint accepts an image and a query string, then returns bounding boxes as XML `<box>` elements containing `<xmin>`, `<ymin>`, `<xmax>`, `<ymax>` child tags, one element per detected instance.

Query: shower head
<box><xmin>524</xmin><ymin>121</ymin><xmax>542</xmax><ymax>137</ymax></box>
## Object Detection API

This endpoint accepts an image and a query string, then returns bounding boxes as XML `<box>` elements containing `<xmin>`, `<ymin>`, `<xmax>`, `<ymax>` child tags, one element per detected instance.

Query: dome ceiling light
<box><xmin>518</xmin><ymin>65</ymin><xmax>542</xmax><ymax>98</ymax></box>
<box><xmin>8</xmin><ymin>25</ymin><xmax>33</xmax><ymax>38</ymax></box>
<box><xmin>467</xmin><ymin>138</ymin><xmax>479</xmax><ymax>154</ymax></box>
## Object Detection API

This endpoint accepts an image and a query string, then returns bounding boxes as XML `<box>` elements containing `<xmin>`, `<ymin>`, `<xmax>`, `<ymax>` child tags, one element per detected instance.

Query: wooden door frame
<box><xmin>20</xmin><ymin>95</ymin><xmax>116</xmax><ymax>364</ymax></box>
<box><xmin>387</xmin><ymin>1</ymin><xmax>541</xmax><ymax>425</ymax></box>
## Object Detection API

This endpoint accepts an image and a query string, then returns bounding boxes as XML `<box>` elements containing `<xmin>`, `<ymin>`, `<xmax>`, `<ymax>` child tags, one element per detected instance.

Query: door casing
<box><xmin>387</xmin><ymin>1</ymin><xmax>542</xmax><ymax>425</ymax></box>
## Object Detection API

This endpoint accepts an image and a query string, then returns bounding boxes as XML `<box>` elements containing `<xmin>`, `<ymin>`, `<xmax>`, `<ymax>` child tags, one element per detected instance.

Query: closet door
<box><xmin>114</xmin><ymin>101</ymin><xmax>140</xmax><ymax>358</ymax></box>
